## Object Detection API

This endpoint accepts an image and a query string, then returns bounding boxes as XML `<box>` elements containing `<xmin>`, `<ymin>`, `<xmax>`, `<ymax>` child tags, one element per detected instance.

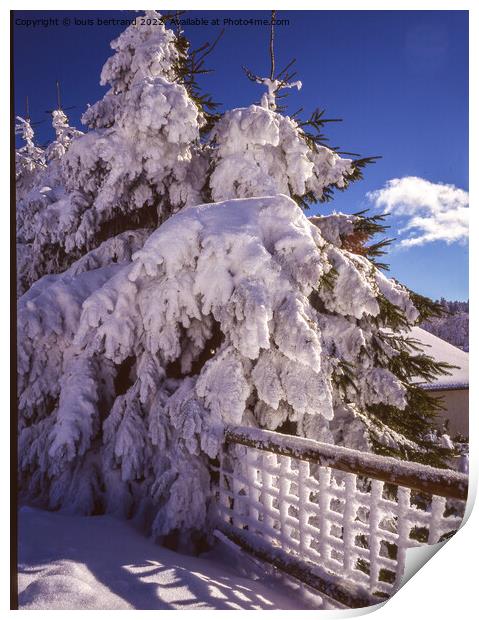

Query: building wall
<box><xmin>432</xmin><ymin>388</ymin><xmax>469</xmax><ymax>439</ymax></box>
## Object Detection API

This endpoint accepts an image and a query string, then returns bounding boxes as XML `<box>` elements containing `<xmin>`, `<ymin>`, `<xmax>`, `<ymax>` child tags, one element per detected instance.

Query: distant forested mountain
<box><xmin>421</xmin><ymin>299</ymin><xmax>469</xmax><ymax>351</ymax></box>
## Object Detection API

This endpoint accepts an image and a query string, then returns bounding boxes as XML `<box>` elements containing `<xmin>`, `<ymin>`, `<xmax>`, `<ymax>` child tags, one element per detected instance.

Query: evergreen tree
<box><xmin>45</xmin><ymin>107</ymin><xmax>83</xmax><ymax>163</ymax></box>
<box><xmin>309</xmin><ymin>211</ymin><xmax>456</xmax><ymax>466</ymax></box>
<box><xmin>17</xmin><ymin>12</ymin><xmax>457</xmax><ymax>547</ymax></box>
<box><xmin>205</xmin><ymin>14</ymin><xmax>376</xmax><ymax>208</ymax></box>
<box><xmin>17</xmin><ymin>11</ymin><xmax>218</xmax><ymax>293</ymax></box>
<box><xmin>15</xmin><ymin>107</ymin><xmax>46</xmax><ymax>297</ymax></box>
<box><xmin>16</xmin><ymin>100</ymin><xmax>83</xmax><ymax>296</ymax></box>
<box><xmin>15</xmin><ymin>109</ymin><xmax>46</xmax><ymax>198</ymax></box>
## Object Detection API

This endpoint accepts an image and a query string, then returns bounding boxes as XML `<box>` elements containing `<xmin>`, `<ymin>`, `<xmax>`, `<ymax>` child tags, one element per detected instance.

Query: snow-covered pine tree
<box><xmin>205</xmin><ymin>18</ymin><xmax>375</xmax><ymax>209</ymax></box>
<box><xmin>18</xmin><ymin>13</ymin><xmax>456</xmax><ymax>547</ymax></box>
<box><xmin>45</xmin><ymin>106</ymin><xmax>84</xmax><ymax>164</ymax></box>
<box><xmin>15</xmin><ymin>105</ymin><xmax>46</xmax><ymax>298</ymax></box>
<box><xmin>16</xmin><ymin>101</ymin><xmax>83</xmax><ymax>296</ymax></box>
<box><xmin>203</xmin><ymin>28</ymin><xmax>455</xmax><ymax>465</ymax></box>
<box><xmin>62</xmin><ymin>11</ymin><xmax>206</xmax><ymax>245</ymax></box>
<box><xmin>16</xmin><ymin>11</ymin><xmax>220</xmax><ymax>294</ymax></box>
<box><xmin>15</xmin><ymin>106</ymin><xmax>46</xmax><ymax>199</ymax></box>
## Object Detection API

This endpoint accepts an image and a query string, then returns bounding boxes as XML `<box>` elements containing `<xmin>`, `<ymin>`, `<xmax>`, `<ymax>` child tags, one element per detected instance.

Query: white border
<box><xmin>2</xmin><ymin>2</ymin><xmax>476</xmax><ymax>618</ymax></box>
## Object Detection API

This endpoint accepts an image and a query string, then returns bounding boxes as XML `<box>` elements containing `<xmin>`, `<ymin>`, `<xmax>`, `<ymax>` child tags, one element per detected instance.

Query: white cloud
<box><xmin>366</xmin><ymin>176</ymin><xmax>469</xmax><ymax>247</ymax></box>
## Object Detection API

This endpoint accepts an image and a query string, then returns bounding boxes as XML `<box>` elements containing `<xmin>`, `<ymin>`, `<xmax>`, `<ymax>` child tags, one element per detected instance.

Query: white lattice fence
<box><xmin>213</xmin><ymin>426</ymin><xmax>468</xmax><ymax>608</ymax></box>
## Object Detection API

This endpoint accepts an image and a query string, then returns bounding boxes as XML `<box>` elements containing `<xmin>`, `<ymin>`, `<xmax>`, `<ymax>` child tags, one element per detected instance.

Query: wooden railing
<box><xmin>213</xmin><ymin>426</ymin><xmax>468</xmax><ymax>609</ymax></box>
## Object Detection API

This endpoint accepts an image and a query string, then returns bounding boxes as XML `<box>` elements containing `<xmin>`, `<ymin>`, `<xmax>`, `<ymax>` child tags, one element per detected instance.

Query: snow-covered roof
<box><xmin>409</xmin><ymin>326</ymin><xmax>469</xmax><ymax>390</ymax></box>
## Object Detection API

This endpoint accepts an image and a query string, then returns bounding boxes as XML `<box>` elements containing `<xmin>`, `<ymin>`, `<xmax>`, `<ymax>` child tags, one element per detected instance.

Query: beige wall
<box><xmin>432</xmin><ymin>389</ymin><xmax>469</xmax><ymax>439</ymax></box>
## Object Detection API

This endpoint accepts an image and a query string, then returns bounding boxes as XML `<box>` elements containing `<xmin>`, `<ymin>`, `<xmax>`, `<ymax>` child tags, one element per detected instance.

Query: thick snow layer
<box><xmin>209</xmin><ymin>105</ymin><xmax>352</xmax><ymax>203</ymax></box>
<box><xmin>68</xmin><ymin>9</ymin><xmax>204</xmax><ymax>242</ymax></box>
<box><xmin>409</xmin><ymin>326</ymin><xmax>469</xmax><ymax>390</ymax></box>
<box><xmin>18</xmin><ymin>506</ymin><xmax>318</xmax><ymax>610</ymax></box>
<box><xmin>19</xmin><ymin>194</ymin><xmax>437</xmax><ymax>537</ymax></box>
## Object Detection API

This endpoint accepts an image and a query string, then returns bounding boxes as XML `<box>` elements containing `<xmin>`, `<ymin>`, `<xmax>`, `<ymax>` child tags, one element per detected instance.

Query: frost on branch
<box><xmin>19</xmin><ymin>194</ymin><xmax>443</xmax><ymax>538</ymax></box>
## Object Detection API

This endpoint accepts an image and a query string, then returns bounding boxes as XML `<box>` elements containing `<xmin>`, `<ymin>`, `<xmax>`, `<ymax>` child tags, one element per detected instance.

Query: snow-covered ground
<box><xmin>18</xmin><ymin>506</ymin><xmax>327</xmax><ymax>610</ymax></box>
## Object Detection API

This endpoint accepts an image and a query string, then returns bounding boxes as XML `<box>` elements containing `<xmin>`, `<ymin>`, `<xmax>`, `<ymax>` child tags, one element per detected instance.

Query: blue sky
<box><xmin>13</xmin><ymin>10</ymin><xmax>469</xmax><ymax>300</ymax></box>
